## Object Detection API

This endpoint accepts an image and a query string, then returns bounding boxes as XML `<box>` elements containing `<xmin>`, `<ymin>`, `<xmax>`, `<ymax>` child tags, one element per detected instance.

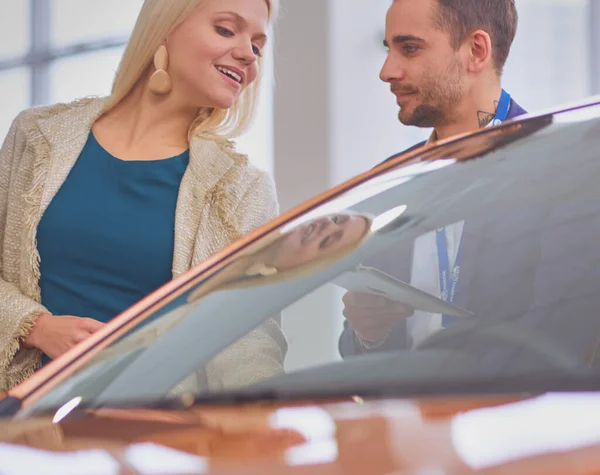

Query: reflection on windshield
<box><xmin>23</xmin><ymin>213</ymin><xmax>373</xmax><ymax>414</ymax></box>
<box><xmin>189</xmin><ymin>212</ymin><xmax>372</xmax><ymax>300</ymax></box>
<box><xmin>22</xmin><ymin>109</ymin><xmax>600</xmax><ymax>416</ymax></box>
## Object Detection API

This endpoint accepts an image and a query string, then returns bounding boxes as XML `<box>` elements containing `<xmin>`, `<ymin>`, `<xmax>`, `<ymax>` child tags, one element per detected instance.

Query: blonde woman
<box><xmin>0</xmin><ymin>0</ymin><xmax>284</xmax><ymax>391</ymax></box>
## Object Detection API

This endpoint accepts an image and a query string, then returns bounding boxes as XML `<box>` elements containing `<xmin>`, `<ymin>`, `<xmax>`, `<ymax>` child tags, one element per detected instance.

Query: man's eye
<box><xmin>216</xmin><ymin>26</ymin><xmax>234</xmax><ymax>37</ymax></box>
<box><xmin>403</xmin><ymin>44</ymin><xmax>419</xmax><ymax>54</ymax></box>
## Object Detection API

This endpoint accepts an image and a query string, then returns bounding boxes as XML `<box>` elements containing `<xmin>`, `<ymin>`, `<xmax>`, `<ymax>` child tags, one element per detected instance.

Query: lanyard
<box><xmin>436</xmin><ymin>227</ymin><xmax>463</xmax><ymax>327</ymax></box>
<box><xmin>490</xmin><ymin>89</ymin><xmax>511</xmax><ymax>126</ymax></box>
<box><xmin>435</xmin><ymin>89</ymin><xmax>511</xmax><ymax>327</ymax></box>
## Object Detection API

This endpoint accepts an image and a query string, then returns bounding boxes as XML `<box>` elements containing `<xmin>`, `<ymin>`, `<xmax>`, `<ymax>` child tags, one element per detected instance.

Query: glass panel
<box><xmin>48</xmin><ymin>47</ymin><xmax>125</xmax><ymax>104</ymax></box>
<box><xmin>21</xmin><ymin>105</ymin><xmax>600</xmax><ymax>415</ymax></box>
<box><xmin>0</xmin><ymin>0</ymin><xmax>30</xmax><ymax>58</ymax></box>
<box><xmin>50</xmin><ymin>0</ymin><xmax>144</xmax><ymax>47</ymax></box>
<box><xmin>0</xmin><ymin>67</ymin><xmax>30</xmax><ymax>143</ymax></box>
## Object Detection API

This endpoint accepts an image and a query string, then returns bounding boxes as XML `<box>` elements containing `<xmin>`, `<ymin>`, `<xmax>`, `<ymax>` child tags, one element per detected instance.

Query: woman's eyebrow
<box><xmin>214</xmin><ymin>11</ymin><xmax>267</xmax><ymax>41</ymax></box>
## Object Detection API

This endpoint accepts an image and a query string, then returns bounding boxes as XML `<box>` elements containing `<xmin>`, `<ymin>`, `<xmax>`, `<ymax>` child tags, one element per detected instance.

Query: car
<box><xmin>1</xmin><ymin>96</ymin><xmax>600</xmax><ymax>474</ymax></box>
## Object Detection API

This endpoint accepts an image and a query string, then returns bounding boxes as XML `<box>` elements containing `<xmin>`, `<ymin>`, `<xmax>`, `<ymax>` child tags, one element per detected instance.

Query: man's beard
<box><xmin>400</xmin><ymin>103</ymin><xmax>447</xmax><ymax>128</ymax></box>
<box><xmin>398</xmin><ymin>59</ymin><xmax>464</xmax><ymax>128</ymax></box>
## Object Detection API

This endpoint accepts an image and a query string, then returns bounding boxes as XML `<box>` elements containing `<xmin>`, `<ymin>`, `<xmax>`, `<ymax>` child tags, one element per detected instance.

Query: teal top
<box><xmin>37</xmin><ymin>132</ymin><xmax>189</xmax><ymax>363</ymax></box>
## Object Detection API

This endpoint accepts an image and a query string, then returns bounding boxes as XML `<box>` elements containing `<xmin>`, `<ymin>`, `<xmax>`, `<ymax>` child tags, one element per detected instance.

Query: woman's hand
<box><xmin>23</xmin><ymin>313</ymin><xmax>105</xmax><ymax>360</ymax></box>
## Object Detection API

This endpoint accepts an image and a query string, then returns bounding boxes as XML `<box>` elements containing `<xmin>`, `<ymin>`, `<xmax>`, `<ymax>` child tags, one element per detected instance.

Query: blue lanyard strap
<box><xmin>435</xmin><ymin>90</ymin><xmax>510</xmax><ymax>326</ymax></box>
<box><xmin>436</xmin><ymin>227</ymin><xmax>463</xmax><ymax>327</ymax></box>
<box><xmin>491</xmin><ymin>89</ymin><xmax>511</xmax><ymax>126</ymax></box>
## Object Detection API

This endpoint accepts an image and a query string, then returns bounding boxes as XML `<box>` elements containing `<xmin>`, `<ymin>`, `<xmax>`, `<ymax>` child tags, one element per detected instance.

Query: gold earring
<box><xmin>149</xmin><ymin>45</ymin><xmax>173</xmax><ymax>95</ymax></box>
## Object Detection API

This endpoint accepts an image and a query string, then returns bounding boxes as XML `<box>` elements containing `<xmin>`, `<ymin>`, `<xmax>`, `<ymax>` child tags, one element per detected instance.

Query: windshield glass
<box><xmin>21</xmin><ymin>105</ymin><xmax>600</xmax><ymax>417</ymax></box>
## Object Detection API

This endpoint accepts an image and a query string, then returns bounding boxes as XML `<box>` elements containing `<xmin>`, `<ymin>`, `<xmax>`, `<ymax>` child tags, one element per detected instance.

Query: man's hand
<box><xmin>23</xmin><ymin>313</ymin><xmax>105</xmax><ymax>360</ymax></box>
<box><xmin>342</xmin><ymin>291</ymin><xmax>414</xmax><ymax>344</ymax></box>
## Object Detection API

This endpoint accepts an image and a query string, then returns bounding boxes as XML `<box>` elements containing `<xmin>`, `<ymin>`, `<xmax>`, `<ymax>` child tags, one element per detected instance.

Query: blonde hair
<box><xmin>106</xmin><ymin>0</ymin><xmax>277</xmax><ymax>139</ymax></box>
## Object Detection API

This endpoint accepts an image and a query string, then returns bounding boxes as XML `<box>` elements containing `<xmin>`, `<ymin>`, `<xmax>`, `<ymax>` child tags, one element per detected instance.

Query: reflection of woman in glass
<box><xmin>87</xmin><ymin>213</ymin><xmax>371</xmax><ymax>395</ymax></box>
<box><xmin>189</xmin><ymin>212</ymin><xmax>372</xmax><ymax>296</ymax></box>
<box><xmin>0</xmin><ymin>0</ymin><xmax>280</xmax><ymax>391</ymax></box>
<box><xmin>175</xmin><ymin>213</ymin><xmax>372</xmax><ymax>393</ymax></box>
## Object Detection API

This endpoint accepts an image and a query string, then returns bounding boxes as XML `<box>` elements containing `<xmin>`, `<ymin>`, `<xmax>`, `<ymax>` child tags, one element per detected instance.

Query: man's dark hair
<box><xmin>434</xmin><ymin>0</ymin><xmax>518</xmax><ymax>75</ymax></box>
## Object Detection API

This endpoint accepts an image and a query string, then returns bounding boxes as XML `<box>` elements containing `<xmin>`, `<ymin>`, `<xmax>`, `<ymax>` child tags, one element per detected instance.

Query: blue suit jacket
<box><xmin>339</xmin><ymin>99</ymin><xmax>528</xmax><ymax>357</ymax></box>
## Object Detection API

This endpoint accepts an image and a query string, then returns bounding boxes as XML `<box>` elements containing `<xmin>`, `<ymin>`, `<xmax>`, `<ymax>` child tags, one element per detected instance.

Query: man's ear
<box><xmin>466</xmin><ymin>29</ymin><xmax>494</xmax><ymax>73</ymax></box>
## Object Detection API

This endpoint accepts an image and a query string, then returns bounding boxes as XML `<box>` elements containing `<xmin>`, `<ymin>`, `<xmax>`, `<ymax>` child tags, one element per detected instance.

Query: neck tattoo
<box><xmin>477</xmin><ymin>100</ymin><xmax>499</xmax><ymax>128</ymax></box>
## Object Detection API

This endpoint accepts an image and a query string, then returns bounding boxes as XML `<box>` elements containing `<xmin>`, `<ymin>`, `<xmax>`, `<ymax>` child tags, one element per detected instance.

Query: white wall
<box><xmin>503</xmin><ymin>0</ymin><xmax>592</xmax><ymax>112</ymax></box>
<box><xmin>235</xmin><ymin>41</ymin><xmax>275</xmax><ymax>174</ymax></box>
<box><xmin>329</xmin><ymin>0</ymin><xmax>429</xmax><ymax>183</ymax></box>
<box><xmin>273</xmin><ymin>0</ymin><xmax>429</xmax><ymax>214</ymax></box>
<box><xmin>273</xmin><ymin>0</ymin><xmax>338</xmax><ymax>372</ymax></box>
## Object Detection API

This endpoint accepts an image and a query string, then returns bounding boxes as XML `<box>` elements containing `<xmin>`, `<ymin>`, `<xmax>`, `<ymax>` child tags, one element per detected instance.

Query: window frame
<box><xmin>0</xmin><ymin>0</ymin><xmax>129</xmax><ymax>106</ymax></box>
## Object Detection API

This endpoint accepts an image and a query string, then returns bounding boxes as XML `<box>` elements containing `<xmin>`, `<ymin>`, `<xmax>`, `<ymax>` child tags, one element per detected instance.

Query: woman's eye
<box><xmin>319</xmin><ymin>236</ymin><xmax>331</xmax><ymax>249</ymax></box>
<box><xmin>216</xmin><ymin>26</ymin><xmax>234</xmax><ymax>37</ymax></box>
<box><xmin>252</xmin><ymin>45</ymin><xmax>263</xmax><ymax>57</ymax></box>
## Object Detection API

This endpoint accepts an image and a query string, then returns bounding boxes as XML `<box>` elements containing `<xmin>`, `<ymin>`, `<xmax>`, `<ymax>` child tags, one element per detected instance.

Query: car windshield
<box><xmin>19</xmin><ymin>103</ymin><xmax>600</xmax><ymax>417</ymax></box>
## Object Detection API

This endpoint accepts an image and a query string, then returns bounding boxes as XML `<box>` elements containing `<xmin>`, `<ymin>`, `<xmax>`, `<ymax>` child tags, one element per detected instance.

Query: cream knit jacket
<box><xmin>0</xmin><ymin>97</ymin><xmax>286</xmax><ymax>392</ymax></box>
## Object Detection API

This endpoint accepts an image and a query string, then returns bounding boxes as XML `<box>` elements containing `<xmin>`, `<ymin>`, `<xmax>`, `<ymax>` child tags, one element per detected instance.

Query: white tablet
<box><xmin>333</xmin><ymin>265</ymin><xmax>473</xmax><ymax>318</ymax></box>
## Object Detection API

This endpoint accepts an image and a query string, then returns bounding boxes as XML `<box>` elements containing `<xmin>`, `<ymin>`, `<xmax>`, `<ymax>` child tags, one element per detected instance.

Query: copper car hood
<box><xmin>1</xmin><ymin>393</ymin><xmax>600</xmax><ymax>474</ymax></box>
